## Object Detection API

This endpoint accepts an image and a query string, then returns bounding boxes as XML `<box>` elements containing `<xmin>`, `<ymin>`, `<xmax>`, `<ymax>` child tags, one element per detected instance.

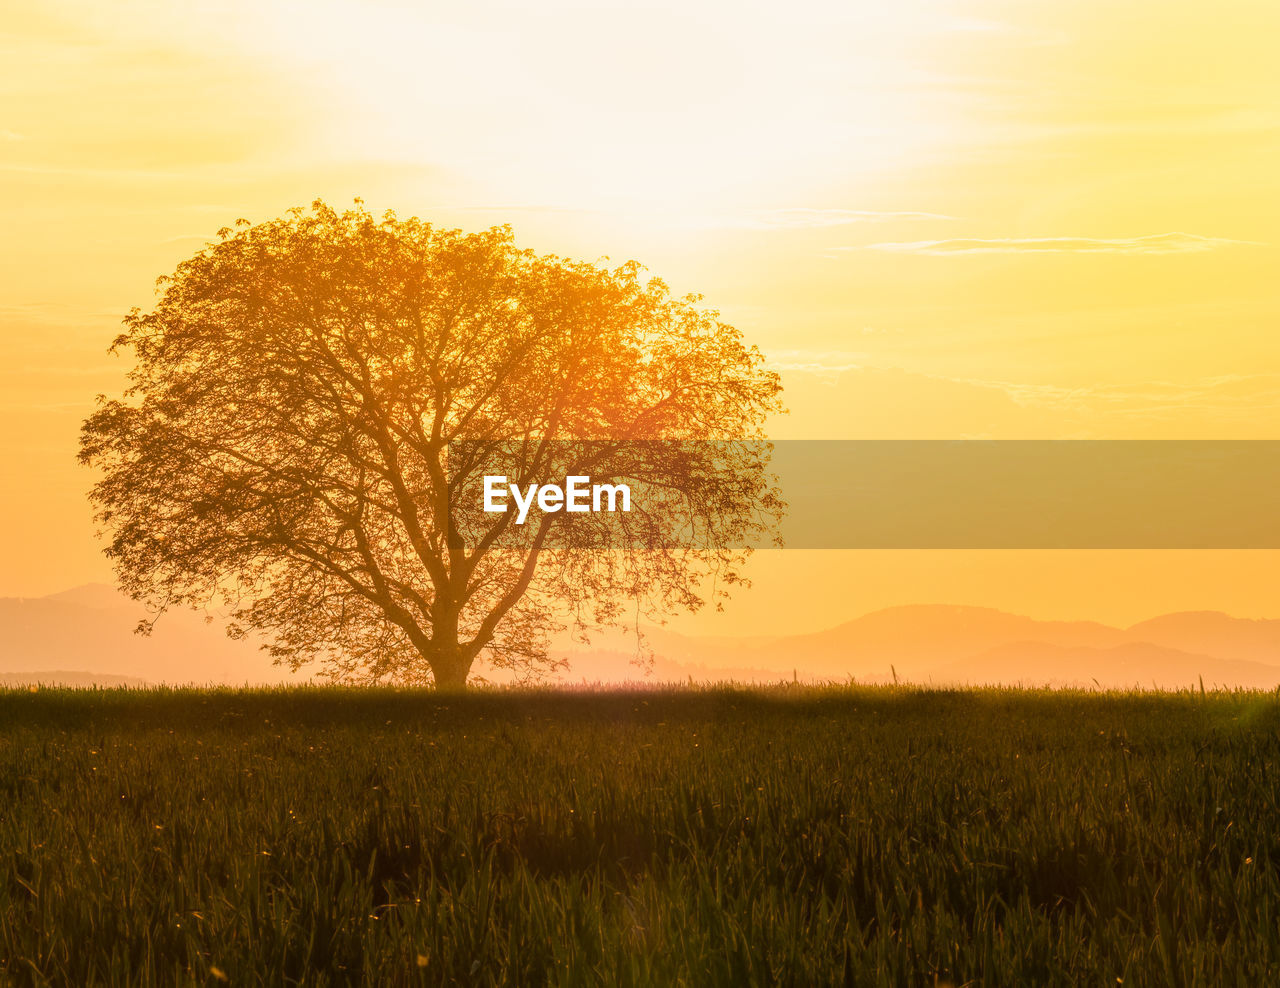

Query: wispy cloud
<box><xmin>0</xmin><ymin>130</ymin><xmax>24</xmax><ymax>141</ymax></box>
<box><xmin>763</xmin><ymin>348</ymin><xmax>870</xmax><ymax>374</ymax></box>
<box><xmin>862</xmin><ymin>233</ymin><xmax>1265</xmax><ymax>255</ymax></box>
<box><xmin>420</xmin><ymin>204</ymin><xmax>955</xmax><ymax>233</ymax></box>
<box><xmin>0</xmin><ymin>162</ymin><xmax>185</xmax><ymax>180</ymax></box>
<box><xmin>0</xmin><ymin>302</ymin><xmax>124</xmax><ymax>328</ymax></box>
<box><xmin>770</xmin><ymin>356</ymin><xmax>1280</xmax><ymax>413</ymax></box>
<box><xmin>1</xmin><ymin>363</ymin><xmax>123</xmax><ymax>379</ymax></box>
<box><xmin>433</xmin><ymin>204</ymin><xmax>595</xmax><ymax>215</ymax></box>
<box><xmin>775</xmin><ymin>362</ymin><xmax>1280</xmax><ymax>437</ymax></box>
<box><xmin>987</xmin><ymin>373</ymin><xmax>1280</xmax><ymax>416</ymax></box>
<box><xmin>713</xmin><ymin>208</ymin><xmax>953</xmax><ymax>231</ymax></box>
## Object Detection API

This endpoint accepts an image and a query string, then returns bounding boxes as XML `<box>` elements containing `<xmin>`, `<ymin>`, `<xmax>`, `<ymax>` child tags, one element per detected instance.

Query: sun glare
<box><xmin>193</xmin><ymin>0</ymin><xmax>962</xmax><ymax>213</ymax></box>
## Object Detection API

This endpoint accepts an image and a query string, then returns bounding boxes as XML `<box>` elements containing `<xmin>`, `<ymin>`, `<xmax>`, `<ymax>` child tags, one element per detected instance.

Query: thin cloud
<box><xmin>987</xmin><ymin>373</ymin><xmax>1280</xmax><ymax>415</ymax></box>
<box><xmin>0</xmin><ymin>303</ymin><xmax>124</xmax><ymax>328</ymax></box>
<box><xmin>1</xmin><ymin>364</ymin><xmax>124</xmax><ymax>379</ymax></box>
<box><xmin>0</xmin><ymin>162</ymin><xmax>184</xmax><ymax>180</ymax></box>
<box><xmin>774</xmin><ymin>360</ymin><xmax>1280</xmax><ymax>413</ymax></box>
<box><xmin>778</xmin><ymin>364</ymin><xmax>1280</xmax><ymax>437</ymax></box>
<box><xmin>763</xmin><ymin>349</ymin><xmax>869</xmax><ymax>374</ymax></box>
<box><xmin>715</xmin><ymin>208</ymin><xmax>954</xmax><ymax>231</ymax></box>
<box><xmin>862</xmin><ymin>233</ymin><xmax>1265</xmax><ymax>255</ymax></box>
<box><xmin>905</xmin><ymin>370</ymin><xmax>1280</xmax><ymax>426</ymax></box>
<box><xmin>431</xmin><ymin>204</ymin><xmax>597</xmax><ymax>216</ymax></box>
<box><xmin>412</xmin><ymin>205</ymin><xmax>954</xmax><ymax>231</ymax></box>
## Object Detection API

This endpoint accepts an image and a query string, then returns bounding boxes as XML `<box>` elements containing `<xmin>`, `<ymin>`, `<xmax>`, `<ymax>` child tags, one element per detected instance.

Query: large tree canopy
<box><xmin>80</xmin><ymin>201</ymin><xmax>783</xmax><ymax>687</ymax></box>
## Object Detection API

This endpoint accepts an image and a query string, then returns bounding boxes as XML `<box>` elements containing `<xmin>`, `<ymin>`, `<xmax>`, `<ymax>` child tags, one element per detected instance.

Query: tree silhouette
<box><xmin>80</xmin><ymin>201</ymin><xmax>783</xmax><ymax>688</ymax></box>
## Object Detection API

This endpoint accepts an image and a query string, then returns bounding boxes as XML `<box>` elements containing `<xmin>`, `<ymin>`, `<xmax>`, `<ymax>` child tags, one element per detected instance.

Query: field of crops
<box><xmin>1</xmin><ymin>685</ymin><xmax>1278</xmax><ymax>985</ymax></box>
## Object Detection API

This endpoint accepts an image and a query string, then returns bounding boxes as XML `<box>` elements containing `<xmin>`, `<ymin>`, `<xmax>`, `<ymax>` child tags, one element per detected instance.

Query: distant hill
<box><xmin>743</xmin><ymin>605</ymin><xmax>1124</xmax><ymax>678</ymax></box>
<box><xmin>1126</xmin><ymin>611</ymin><xmax>1280</xmax><ymax>666</ymax></box>
<box><xmin>41</xmin><ymin>584</ymin><xmax>134</xmax><ymax>610</ymax></box>
<box><xmin>634</xmin><ymin>605</ymin><xmax>1280</xmax><ymax>687</ymax></box>
<box><xmin>930</xmin><ymin>641</ymin><xmax>1280</xmax><ymax>690</ymax></box>
<box><xmin>553</xmin><ymin>646</ymin><xmax>794</xmax><ymax>685</ymax></box>
<box><xmin>0</xmin><ymin>670</ymin><xmax>151</xmax><ymax>688</ymax></box>
<box><xmin>637</xmin><ymin>605</ymin><xmax>1125</xmax><ymax>680</ymax></box>
<box><xmin>4</xmin><ymin>586</ymin><xmax>1279</xmax><ymax>688</ymax></box>
<box><xmin>0</xmin><ymin>584</ymin><xmax>300</xmax><ymax>685</ymax></box>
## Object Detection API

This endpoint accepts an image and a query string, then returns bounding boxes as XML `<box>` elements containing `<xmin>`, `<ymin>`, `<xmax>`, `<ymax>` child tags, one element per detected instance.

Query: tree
<box><xmin>80</xmin><ymin>201</ymin><xmax>783</xmax><ymax>688</ymax></box>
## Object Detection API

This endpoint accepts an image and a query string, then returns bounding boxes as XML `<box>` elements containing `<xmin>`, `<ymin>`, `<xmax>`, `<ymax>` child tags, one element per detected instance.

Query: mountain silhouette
<box><xmin>634</xmin><ymin>605</ymin><xmax>1279</xmax><ymax>685</ymax></box>
<box><xmin>0</xmin><ymin>584</ymin><xmax>298</xmax><ymax>685</ymax></box>
<box><xmin>1125</xmin><ymin>611</ymin><xmax>1280</xmax><ymax>666</ymax></box>
<box><xmin>0</xmin><ymin>670</ymin><xmax>151</xmax><ymax>688</ymax></box>
<box><xmin>2</xmin><ymin>587</ymin><xmax>1278</xmax><ymax>688</ymax></box>
<box><xmin>929</xmin><ymin>641</ymin><xmax>1280</xmax><ymax>690</ymax></box>
<box><xmin>635</xmin><ymin>605</ymin><xmax>1124</xmax><ymax>679</ymax></box>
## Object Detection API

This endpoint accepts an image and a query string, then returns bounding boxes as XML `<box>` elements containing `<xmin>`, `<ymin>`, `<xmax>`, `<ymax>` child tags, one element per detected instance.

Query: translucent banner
<box><xmin>446</xmin><ymin>441</ymin><xmax>1280</xmax><ymax>549</ymax></box>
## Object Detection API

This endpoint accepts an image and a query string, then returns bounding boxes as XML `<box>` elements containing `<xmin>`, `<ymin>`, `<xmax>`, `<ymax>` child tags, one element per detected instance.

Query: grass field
<box><xmin>2</xmin><ymin>685</ymin><xmax>1278</xmax><ymax>986</ymax></box>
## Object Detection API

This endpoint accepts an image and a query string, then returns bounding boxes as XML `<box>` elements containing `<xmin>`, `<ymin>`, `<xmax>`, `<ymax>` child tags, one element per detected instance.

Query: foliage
<box><xmin>79</xmin><ymin>202</ymin><xmax>782</xmax><ymax>687</ymax></box>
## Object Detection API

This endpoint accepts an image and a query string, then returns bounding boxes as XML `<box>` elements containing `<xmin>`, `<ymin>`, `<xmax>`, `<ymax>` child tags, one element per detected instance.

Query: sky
<box><xmin>2</xmin><ymin>0</ymin><xmax>1279</xmax><ymax>633</ymax></box>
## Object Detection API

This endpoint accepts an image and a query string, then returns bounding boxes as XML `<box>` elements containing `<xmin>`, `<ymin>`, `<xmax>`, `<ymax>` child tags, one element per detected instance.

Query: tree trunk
<box><xmin>426</xmin><ymin>637</ymin><xmax>471</xmax><ymax>691</ymax></box>
<box><xmin>432</xmin><ymin>660</ymin><xmax>469</xmax><ymax>691</ymax></box>
<box><xmin>427</xmin><ymin>604</ymin><xmax>473</xmax><ymax>690</ymax></box>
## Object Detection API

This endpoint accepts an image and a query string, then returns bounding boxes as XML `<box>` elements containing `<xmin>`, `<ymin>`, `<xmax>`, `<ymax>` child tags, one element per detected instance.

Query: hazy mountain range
<box><xmin>0</xmin><ymin>584</ymin><xmax>296</xmax><ymax>687</ymax></box>
<box><xmin>2</xmin><ymin>585</ymin><xmax>1279</xmax><ymax>689</ymax></box>
<box><xmin>626</xmin><ymin>605</ymin><xmax>1280</xmax><ymax>687</ymax></box>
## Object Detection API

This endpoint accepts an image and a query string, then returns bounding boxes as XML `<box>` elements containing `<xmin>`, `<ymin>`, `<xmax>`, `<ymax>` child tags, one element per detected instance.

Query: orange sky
<box><xmin>3</xmin><ymin>0</ymin><xmax>1279</xmax><ymax>632</ymax></box>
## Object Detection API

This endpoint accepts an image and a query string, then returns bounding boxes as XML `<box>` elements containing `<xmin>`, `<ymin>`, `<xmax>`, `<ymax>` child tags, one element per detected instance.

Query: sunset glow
<box><xmin>4</xmin><ymin>0</ymin><xmax>1279</xmax><ymax>640</ymax></box>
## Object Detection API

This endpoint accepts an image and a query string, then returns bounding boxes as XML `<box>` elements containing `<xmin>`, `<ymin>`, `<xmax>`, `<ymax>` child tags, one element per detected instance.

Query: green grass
<box><xmin>2</xmin><ymin>685</ymin><xmax>1278</xmax><ymax>986</ymax></box>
